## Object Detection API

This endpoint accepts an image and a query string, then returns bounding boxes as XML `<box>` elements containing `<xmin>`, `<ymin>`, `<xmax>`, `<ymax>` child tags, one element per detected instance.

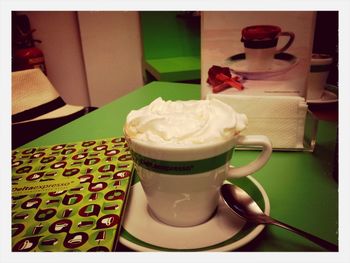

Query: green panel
<box><xmin>145</xmin><ymin>56</ymin><xmax>200</xmax><ymax>81</ymax></box>
<box><xmin>140</xmin><ymin>11</ymin><xmax>200</xmax><ymax>60</ymax></box>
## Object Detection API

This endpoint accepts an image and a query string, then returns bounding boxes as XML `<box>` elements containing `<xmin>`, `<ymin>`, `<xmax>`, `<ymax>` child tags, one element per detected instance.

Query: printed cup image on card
<box><xmin>201</xmin><ymin>11</ymin><xmax>315</xmax><ymax>150</ymax></box>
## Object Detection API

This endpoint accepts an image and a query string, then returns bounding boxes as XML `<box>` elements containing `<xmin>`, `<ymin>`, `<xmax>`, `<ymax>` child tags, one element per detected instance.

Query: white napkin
<box><xmin>207</xmin><ymin>93</ymin><xmax>308</xmax><ymax>149</ymax></box>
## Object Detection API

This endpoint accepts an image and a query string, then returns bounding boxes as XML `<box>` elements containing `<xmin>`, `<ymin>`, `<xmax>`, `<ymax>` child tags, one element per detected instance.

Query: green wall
<box><xmin>140</xmin><ymin>11</ymin><xmax>200</xmax><ymax>60</ymax></box>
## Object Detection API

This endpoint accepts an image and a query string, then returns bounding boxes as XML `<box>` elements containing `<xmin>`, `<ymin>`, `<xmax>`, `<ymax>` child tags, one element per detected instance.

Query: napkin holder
<box><xmin>207</xmin><ymin>93</ymin><xmax>317</xmax><ymax>151</ymax></box>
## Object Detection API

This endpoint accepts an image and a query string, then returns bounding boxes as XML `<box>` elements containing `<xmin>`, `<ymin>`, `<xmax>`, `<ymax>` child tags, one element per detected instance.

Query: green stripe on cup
<box><xmin>131</xmin><ymin>150</ymin><xmax>233</xmax><ymax>175</ymax></box>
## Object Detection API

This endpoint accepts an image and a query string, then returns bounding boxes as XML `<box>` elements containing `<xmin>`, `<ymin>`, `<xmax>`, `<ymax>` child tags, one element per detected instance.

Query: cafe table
<box><xmin>17</xmin><ymin>81</ymin><xmax>338</xmax><ymax>252</ymax></box>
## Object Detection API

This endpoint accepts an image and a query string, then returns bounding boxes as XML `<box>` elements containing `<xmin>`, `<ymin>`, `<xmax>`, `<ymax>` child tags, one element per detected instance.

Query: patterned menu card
<box><xmin>12</xmin><ymin>137</ymin><xmax>134</xmax><ymax>252</ymax></box>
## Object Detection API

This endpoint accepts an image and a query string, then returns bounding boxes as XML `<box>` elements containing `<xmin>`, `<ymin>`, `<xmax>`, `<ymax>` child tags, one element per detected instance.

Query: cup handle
<box><xmin>227</xmin><ymin>135</ymin><xmax>272</xmax><ymax>178</ymax></box>
<box><xmin>277</xmin><ymin>31</ymin><xmax>295</xmax><ymax>53</ymax></box>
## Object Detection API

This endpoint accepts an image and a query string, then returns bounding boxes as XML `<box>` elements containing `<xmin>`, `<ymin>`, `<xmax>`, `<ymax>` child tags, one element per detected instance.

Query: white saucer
<box><xmin>307</xmin><ymin>89</ymin><xmax>338</xmax><ymax>105</ymax></box>
<box><xmin>119</xmin><ymin>176</ymin><xmax>270</xmax><ymax>251</ymax></box>
<box><xmin>226</xmin><ymin>53</ymin><xmax>299</xmax><ymax>80</ymax></box>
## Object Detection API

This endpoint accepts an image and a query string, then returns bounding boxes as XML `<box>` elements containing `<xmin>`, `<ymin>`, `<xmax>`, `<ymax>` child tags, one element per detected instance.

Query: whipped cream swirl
<box><xmin>125</xmin><ymin>97</ymin><xmax>247</xmax><ymax>145</ymax></box>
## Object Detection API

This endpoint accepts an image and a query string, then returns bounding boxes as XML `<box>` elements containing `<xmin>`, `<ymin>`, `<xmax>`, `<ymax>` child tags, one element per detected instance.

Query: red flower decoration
<box><xmin>207</xmin><ymin>65</ymin><xmax>244</xmax><ymax>93</ymax></box>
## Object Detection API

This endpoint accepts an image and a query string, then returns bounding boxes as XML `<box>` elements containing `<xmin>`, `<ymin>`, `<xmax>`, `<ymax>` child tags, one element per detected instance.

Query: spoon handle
<box><xmin>270</xmin><ymin>218</ymin><xmax>338</xmax><ymax>251</ymax></box>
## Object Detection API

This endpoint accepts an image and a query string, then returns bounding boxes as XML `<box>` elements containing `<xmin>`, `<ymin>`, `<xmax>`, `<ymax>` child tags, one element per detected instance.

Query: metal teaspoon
<box><xmin>220</xmin><ymin>183</ymin><xmax>338</xmax><ymax>251</ymax></box>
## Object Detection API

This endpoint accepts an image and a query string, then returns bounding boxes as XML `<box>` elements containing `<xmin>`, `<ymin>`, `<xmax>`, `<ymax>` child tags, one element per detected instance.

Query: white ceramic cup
<box><xmin>306</xmin><ymin>54</ymin><xmax>333</xmax><ymax>100</ymax></box>
<box><xmin>124</xmin><ymin>129</ymin><xmax>272</xmax><ymax>227</ymax></box>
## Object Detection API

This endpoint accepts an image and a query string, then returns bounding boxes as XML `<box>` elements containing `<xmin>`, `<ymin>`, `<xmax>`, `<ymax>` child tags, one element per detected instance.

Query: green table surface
<box><xmin>21</xmin><ymin>81</ymin><xmax>338</xmax><ymax>252</ymax></box>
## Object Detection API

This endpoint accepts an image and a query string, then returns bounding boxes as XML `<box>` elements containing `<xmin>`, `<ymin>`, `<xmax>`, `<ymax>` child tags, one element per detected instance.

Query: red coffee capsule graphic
<box><xmin>88</xmin><ymin>182</ymin><xmax>107</xmax><ymax>192</ymax></box>
<box><xmin>98</xmin><ymin>164</ymin><xmax>116</xmax><ymax>173</ymax></box>
<box><xmin>118</xmin><ymin>163</ymin><xmax>131</xmax><ymax>169</ymax></box>
<box><xmin>30</xmin><ymin>152</ymin><xmax>45</xmax><ymax>159</ymax></box>
<box><xmin>95</xmin><ymin>214</ymin><xmax>119</xmax><ymax>229</ymax></box>
<box><xmin>103</xmin><ymin>204</ymin><xmax>119</xmax><ymax>211</ymax></box>
<box><xmin>95</xmin><ymin>230</ymin><xmax>106</xmax><ymax>242</ymax></box>
<box><xmin>88</xmin><ymin>246</ymin><xmax>109</xmax><ymax>252</ymax></box>
<box><xmin>113</xmin><ymin>170</ymin><xmax>131</xmax><ymax>179</ymax></box>
<box><xmin>45</xmin><ymin>199</ymin><xmax>61</xmax><ymax>206</ymax></box>
<box><xmin>88</xmin><ymin>193</ymin><xmax>99</xmax><ymax>201</ymax></box>
<box><xmin>48</xmin><ymin>190</ymin><xmax>67</xmax><ymax>197</ymax></box>
<box><xmin>63</xmin><ymin>168</ymin><xmax>80</xmax><ymax>177</ymax></box>
<box><xmin>13</xmin><ymin>212</ymin><xmax>29</xmax><ymax>220</ymax></box>
<box><xmin>49</xmin><ymin>219</ymin><xmax>72</xmax><ymax>233</ymax></box>
<box><xmin>12</xmin><ymin>223</ymin><xmax>25</xmax><ymax>237</ymax></box>
<box><xmin>93</xmin><ymin>145</ymin><xmax>108</xmax><ymax>151</ymax></box>
<box><xmin>50</xmin><ymin>161</ymin><xmax>67</xmax><ymax>169</ymax></box>
<box><xmin>84</xmin><ymin>158</ymin><xmax>101</xmax><ymax>166</ymax></box>
<box><xmin>118</xmin><ymin>154</ymin><xmax>132</xmax><ymax>161</ymax></box>
<box><xmin>15</xmin><ymin>166</ymin><xmax>32</xmax><ymax>174</ymax></box>
<box><xmin>70</xmin><ymin>186</ymin><xmax>84</xmax><ymax>192</ymax></box>
<box><xmin>61</xmin><ymin>208</ymin><xmax>73</xmax><ymax>218</ymax></box>
<box><xmin>62</xmin><ymin>194</ymin><xmax>83</xmax><ymax>205</ymax></box>
<box><xmin>51</xmin><ymin>144</ymin><xmax>66</xmax><ymax>151</ymax></box>
<box><xmin>40</xmin><ymin>156</ymin><xmax>56</xmax><ymax>164</ymax></box>
<box><xmin>12</xmin><ymin>195</ymin><xmax>27</xmax><ymax>200</ymax></box>
<box><xmin>112</xmin><ymin>137</ymin><xmax>125</xmax><ymax>144</ymax></box>
<box><xmin>31</xmin><ymin>223</ymin><xmax>44</xmax><ymax>235</ymax></box>
<box><xmin>26</xmin><ymin>172</ymin><xmax>45</xmax><ymax>181</ymax></box>
<box><xmin>22</xmin><ymin>148</ymin><xmax>36</xmax><ymax>154</ymax></box>
<box><xmin>40</xmin><ymin>237</ymin><xmax>59</xmax><ymax>247</ymax></box>
<box><xmin>13</xmin><ymin>236</ymin><xmax>42</xmax><ymax>251</ymax></box>
<box><xmin>104</xmin><ymin>149</ymin><xmax>120</xmax><ymax>156</ymax></box>
<box><xmin>21</xmin><ymin>197</ymin><xmax>42</xmax><ymax>209</ymax></box>
<box><xmin>34</xmin><ymin>208</ymin><xmax>57</xmax><ymax>221</ymax></box>
<box><xmin>77</xmin><ymin>220</ymin><xmax>95</xmax><ymax>228</ymax></box>
<box><xmin>81</xmin><ymin>140</ymin><xmax>96</xmax><ymax>147</ymax></box>
<box><xmin>104</xmin><ymin>190</ymin><xmax>125</xmax><ymax>201</ymax></box>
<box><xmin>12</xmin><ymin>160</ymin><xmax>23</xmax><ymax>168</ymax></box>
<box><xmin>64</xmin><ymin>232</ymin><xmax>88</xmax><ymax>249</ymax></box>
<box><xmin>98</xmin><ymin>174</ymin><xmax>111</xmax><ymax>179</ymax></box>
<box><xmin>61</xmin><ymin>148</ymin><xmax>76</xmax><ymax>155</ymax></box>
<box><xmin>79</xmin><ymin>204</ymin><xmax>101</xmax><ymax>217</ymax></box>
<box><xmin>78</xmin><ymin>174</ymin><xmax>94</xmax><ymax>184</ymax></box>
<box><xmin>72</xmin><ymin>152</ymin><xmax>88</xmax><ymax>160</ymax></box>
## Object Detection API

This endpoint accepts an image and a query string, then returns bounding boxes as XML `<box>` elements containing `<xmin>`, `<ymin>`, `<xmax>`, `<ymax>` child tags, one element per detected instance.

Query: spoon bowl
<box><xmin>220</xmin><ymin>183</ymin><xmax>338</xmax><ymax>251</ymax></box>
